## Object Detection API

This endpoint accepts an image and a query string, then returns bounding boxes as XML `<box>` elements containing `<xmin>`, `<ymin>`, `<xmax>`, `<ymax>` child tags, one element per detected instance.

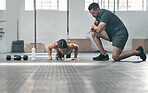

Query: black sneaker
<box><xmin>56</xmin><ymin>53</ymin><xmax>64</xmax><ymax>60</ymax></box>
<box><xmin>66</xmin><ymin>53</ymin><xmax>71</xmax><ymax>58</ymax></box>
<box><xmin>93</xmin><ymin>54</ymin><xmax>109</xmax><ymax>61</ymax></box>
<box><xmin>136</xmin><ymin>46</ymin><xmax>147</xmax><ymax>61</ymax></box>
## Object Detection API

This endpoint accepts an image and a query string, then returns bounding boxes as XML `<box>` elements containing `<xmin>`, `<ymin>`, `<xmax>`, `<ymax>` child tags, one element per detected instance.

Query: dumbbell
<box><xmin>6</xmin><ymin>55</ymin><xmax>28</xmax><ymax>61</ymax></box>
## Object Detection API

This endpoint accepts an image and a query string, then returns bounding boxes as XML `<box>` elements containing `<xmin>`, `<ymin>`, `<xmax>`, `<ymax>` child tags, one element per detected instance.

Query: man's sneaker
<box><xmin>136</xmin><ymin>46</ymin><xmax>147</xmax><ymax>61</ymax></box>
<box><xmin>93</xmin><ymin>54</ymin><xmax>109</xmax><ymax>61</ymax></box>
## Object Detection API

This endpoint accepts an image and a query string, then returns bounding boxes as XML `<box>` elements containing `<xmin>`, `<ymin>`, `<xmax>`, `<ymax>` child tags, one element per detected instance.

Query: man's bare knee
<box><xmin>91</xmin><ymin>32</ymin><xmax>100</xmax><ymax>38</ymax></box>
<box><xmin>91</xmin><ymin>32</ymin><xmax>96</xmax><ymax>37</ymax></box>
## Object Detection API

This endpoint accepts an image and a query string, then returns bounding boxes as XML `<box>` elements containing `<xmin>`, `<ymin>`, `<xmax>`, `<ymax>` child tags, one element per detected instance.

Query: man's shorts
<box><xmin>95</xmin><ymin>27</ymin><xmax>128</xmax><ymax>50</ymax></box>
<box><xmin>107</xmin><ymin>26</ymin><xmax>129</xmax><ymax>50</ymax></box>
<box><xmin>112</xmin><ymin>33</ymin><xmax>128</xmax><ymax>50</ymax></box>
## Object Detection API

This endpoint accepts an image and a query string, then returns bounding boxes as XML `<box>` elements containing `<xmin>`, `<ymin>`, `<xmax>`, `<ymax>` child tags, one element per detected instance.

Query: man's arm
<box><xmin>92</xmin><ymin>21</ymin><xmax>106</xmax><ymax>33</ymax></box>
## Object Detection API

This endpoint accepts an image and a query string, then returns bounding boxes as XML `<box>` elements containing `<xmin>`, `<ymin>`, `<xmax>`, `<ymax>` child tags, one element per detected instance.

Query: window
<box><xmin>36</xmin><ymin>0</ymin><xmax>57</xmax><ymax>10</ymax></box>
<box><xmin>85</xmin><ymin>0</ymin><xmax>146</xmax><ymax>11</ymax></box>
<box><xmin>25</xmin><ymin>0</ymin><xmax>67</xmax><ymax>11</ymax></box>
<box><xmin>0</xmin><ymin>0</ymin><xmax>6</xmax><ymax>10</ymax></box>
<box><xmin>126</xmin><ymin>0</ymin><xmax>146</xmax><ymax>11</ymax></box>
<box><xmin>85</xmin><ymin>0</ymin><xmax>117</xmax><ymax>11</ymax></box>
<box><xmin>58</xmin><ymin>0</ymin><xmax>67</xmax><ymax>11</ymax></box>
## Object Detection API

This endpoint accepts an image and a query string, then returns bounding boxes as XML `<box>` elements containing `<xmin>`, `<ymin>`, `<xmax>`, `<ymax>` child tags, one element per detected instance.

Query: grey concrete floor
<box><xmin>0</xmin><ymin>52</ymin><xmax>148</xmax><ymax>93</ymax></box>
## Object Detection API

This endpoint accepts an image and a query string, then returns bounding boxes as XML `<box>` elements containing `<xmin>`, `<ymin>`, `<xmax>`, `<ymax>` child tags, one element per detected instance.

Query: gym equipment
<box><xmin>33</xmin><ymin>0</ymin><xmax>37</xmax><ymax>49</ymax></box>
<box><xmin>23</xmin><ymin>55</ymin><xmax>29</xmax><ymax>60</ymax></box>
<box><xmin>66</xmin><ymin>53</ymin><xmax>71</xmax><ymax>58</ymax></box>
<box><xmin>67</xmin><ymin>0</ymin><xmax>70</xmax><ymax>41</ymax></box>
<box><xmin>11</xmin><ymin>40</ymin><xmax>24</xmax><ymax>53</ymax></box>
<box><xmin>6</xmin><ymin>55</ymin><xmax>28</xmax><ymax>61</ymax></box>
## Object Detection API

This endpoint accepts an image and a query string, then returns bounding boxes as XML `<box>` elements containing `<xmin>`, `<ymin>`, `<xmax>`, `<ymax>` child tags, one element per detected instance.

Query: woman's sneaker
<box><xmin>93</xmin><ymin>54</ymin><xmax>109</xmax><ymax>61</ymax></box>
<box><xmin>136</xmin><ymin>46</ymin><xmax>147</xmax><ymax>61</ymax></box>
<box><xmin>56</xmin><ymin>53</ymin><xmax>64</xmax><ymax>60</ymax></box>
<box><xmin>66</xmin><ymin>53</ymin><xmax>71</xmax><ymax>58</ymax></box>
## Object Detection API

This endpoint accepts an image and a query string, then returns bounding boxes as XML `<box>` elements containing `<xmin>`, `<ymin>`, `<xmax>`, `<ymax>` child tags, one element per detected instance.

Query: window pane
<box><xmin>85</xmin><ymin>0</ymin><xmax>98</xmax><ymax>10</ymax></box>
<box><xmin>42</xmin><ymin>3</ymin><xmax>50</xmax><ymax>10</ymax></box>
<box><xmin>128</xmin><ymin>0</ymin><xmax>143</xmax><ymax>11</ymax></box>
<box><xmin>25</xmin><ymin>0</ymin><xmax>58</xmax><ymax>11</ymax></box>
<box><xmin>36</xmin><ymin>0</ymin><xmax>42</xmax><ymax>10</ymax></box>
<box><xmin>108</xmin><ymin>0</ymin><xmax>117</xmax><ymax>11</ymax></box>
<box><xmin>50</xmin><ymin>0</ymin><xmax>57</xmax><ymax>10</ymax></box>
<box><xmin>118</xmin><ymin>0</ymin><xmax>146</xmax><ymax>11</ymax></box>
<box><xmin>25</xmin><ymin>0</ymin><xmax>34</xmax><ymax>11</ymax></box>
<box><xmin>0</xmin><ymin>0</ymin><xmax>6</xmax><ymax>10</ymax></box>
<box><xmin>85</xmin><ymin>0</ymin><xmax>146</xmax><ymax>11</ymax></box>
<box><xmin>59</xmin><ymin>0</ymin><xmax>67</xmax><ymax>11</ymax></box>
<box><xmin>100</xmin><ymin>0</ymin><xmax>108</xmax><ymax>9</ymax></box>
<box><xmin>85</xmin><ymin>0</ymin><xmax>91</xmax><ymax>11</ymax></box>
<box><xmin>119</xmin><ymin>0</ymin><xmax>127</xmax><ymax>11</ymax></box>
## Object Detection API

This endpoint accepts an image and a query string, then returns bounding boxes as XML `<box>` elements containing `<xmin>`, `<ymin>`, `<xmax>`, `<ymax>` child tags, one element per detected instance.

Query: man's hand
<box><xmin>94</xmin><ymin>21</ymin><xmax>99</xmax><ymax>26</ymax></box>
<box><xmin>90</xmin><ymin>28</ymin><xmax>96</xmax><ymax>32</ymax></box>
<box><xmin>91</xmin><ymin>21</ymin><xmax>99</xmax><ymax>32</ymax></box>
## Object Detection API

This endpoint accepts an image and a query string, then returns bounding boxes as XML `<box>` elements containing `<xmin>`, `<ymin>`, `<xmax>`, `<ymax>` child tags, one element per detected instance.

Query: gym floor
<box><xmin>0</xmin><ymin>52</ymin><xmax>148</xmax><ymax>93</ymax></box>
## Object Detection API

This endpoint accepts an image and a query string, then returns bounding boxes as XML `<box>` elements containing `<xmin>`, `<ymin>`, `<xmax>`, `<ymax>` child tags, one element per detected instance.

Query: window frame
<box><xmin>25</xmin><ymin>0</ymin><xmax>67</xmax><ymax>11</ymax></box>
<box><xmin>85</xmin><ymin>0</ymin><xmax>146</xmax><ymax>11</ymax></box>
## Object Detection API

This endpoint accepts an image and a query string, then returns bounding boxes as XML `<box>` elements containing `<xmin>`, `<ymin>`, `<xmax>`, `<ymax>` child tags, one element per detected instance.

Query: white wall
<box><xmin>0</xmin><ymin>0</ymin><xmax>20</xmax><ymax>52</ymax></box>
<box><xmin>0</xmin><ymin>0</ymin><xmax>148</xmax><ymax>52</ymax></box>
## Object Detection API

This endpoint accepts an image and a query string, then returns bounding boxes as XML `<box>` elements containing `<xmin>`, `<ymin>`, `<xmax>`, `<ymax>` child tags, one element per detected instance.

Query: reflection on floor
<box><xmin>0</xmin><ymin>53</ymin><xmax>148</xmax><ymax>93</ymax></box>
